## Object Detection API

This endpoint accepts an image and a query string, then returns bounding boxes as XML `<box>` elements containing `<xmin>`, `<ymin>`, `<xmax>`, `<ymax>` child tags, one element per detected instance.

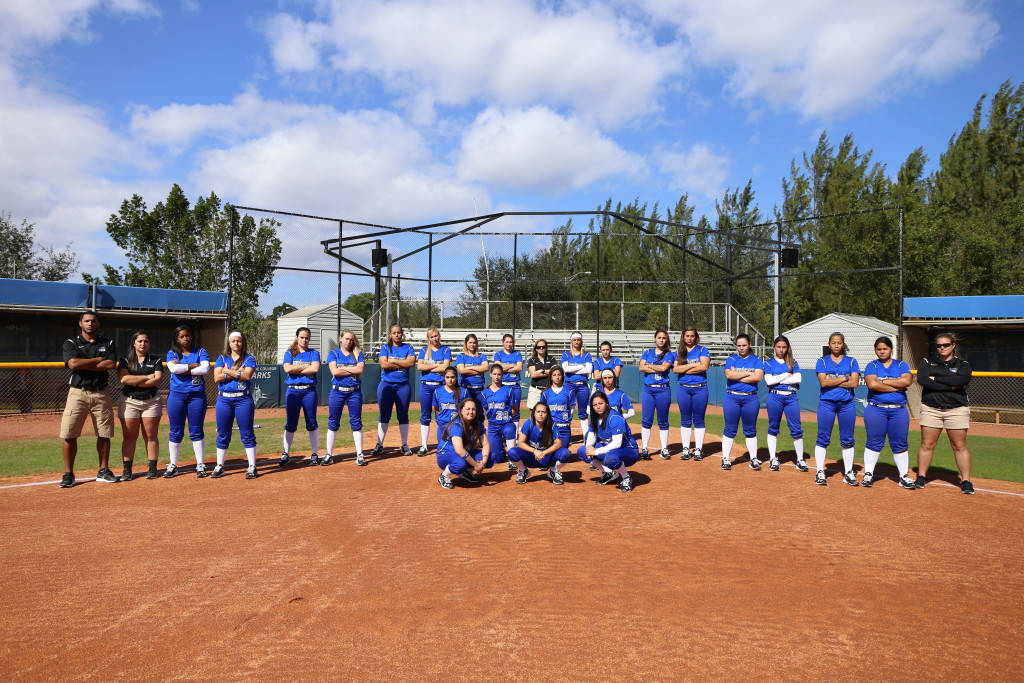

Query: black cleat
<box><xmin>721</xmin><ymin>458</ymin><xmax>731</xmax><ymax>471</ymax></box>
<box><xmin>59</xmin><ymin>472</ymin><xmax>75</xmax><ymax>488</ymax></box>
<box><xmin>861</xmin><ymin>472</ymin><xmax>874</xmax><ymax>488</ymax></box>
<box><xmin>548</xmin><ymin>470</ymin><xmax>564</xmax><ymax>485</ymax></box>
<box><xmin>795</xmin><ymin>460</ymin><xmax>809</xmax><ymax>472</ymax></box>
<box><xmin>279</xmin><ymin>453</ymin><xmax>291</xmax><ymax>466</ymax></box>
<box><xmin>356</xmin><ymin>453</ymin><xmax>367</xmax><ymax>466</ymax></box>
<box><xmin>246</xmin><ymin>465</ymin><xmax>259</xmax><ymax>479</ymax></box>
<box><xmin>815</xmin><ymin>470</ymin><xmax>827</xmax><ymax>486</ymax></box>
<box><xmin>960</xmin><ymin>480</ymin><xmax>975</xmax><ymax>495</ymax></box>
<box><xmin>195</xmin><ymin>463</ymin><xmax>209</xmax><ymax>478</ymax></box>
<box><xmin>898</xmin><ymin>475</ymin><xmax>916</xmax><ymax>489</ymax></box>
<box><xmin>96</xmin><ymin>467</ymin><xmax>118</xmax><ymax>483</ymax></box>
<box><xmin>680</xmin><ymin>447</ymin><xmax>691</xmax><ymax>460</ymax></box>
<box><xmin>596</xmin><ymin>471</ymin><xmax>620</xmax><ymax>486</ymax></box>
<box><xmin>320</xmin><ymin>454</ymin><xmax>334</xmax><ymax>466</ymax></box>
<box><xmin>370</xmin><ymin>443</ymin><xmax>384</xmax><ymax>456</ymax></box>
<box><xmin>769</xmin><ymin>459</ymin><xmax>780</xmax><ymax>471</ymax></box>
<box><xmin>163</xmin><ymin>463</ymin><xmax>179</xmax><ymax>478</ymax></box>
<box><xmin>660</xmin><ymin>448</ymin><xmax>672</xmax><ymax>460</ymax></box>
<box><xmin>692</xmin><ymin>448</ymin><xmax>703</xmax><ymax>461</ymax></box>
<box><xmin>749</xmin><ymin>458</ymin><xmax>762</xmax><ymax>471</ymax></box>
<box><xmin>438</xmin><ymin>474</ymin><xmax>454</xmax><ymax>489</ymax></box>
<box><xmin>914</xmin><ymin>476</ymin><xmax>927</xmax><ymax>489</ymax></box>
<box><xmin>417</xmin><ymin>445</ymin><xmax>429</xmax><ymax>456</ymax></box>
<box><xmin>842</xmin><ymin>470</ymin><xmax>859</xmax><ymax>486</ymax></box>
<box><xmin>309</xmin><ymin>454</ymin><xmax>320</xmax><ymax>466</ymax></box>
<box><xmin>461</xmin><ymin>471</ymin><xmax>480</xmax><ymax>484</ymax></box>
<box><xmin>515</xmin><ymin>469</ymin><xmax>530</xmax><ymax>484</ymax></box>
<box><xmin>618</xmin><ymin>476</ymin><xmax>633</xmax><ymax>492</ymax></box>
<box><xmin>211</xmin><ymin>464</ymin><xmax>226</xmax><ymax>478</ymax></box>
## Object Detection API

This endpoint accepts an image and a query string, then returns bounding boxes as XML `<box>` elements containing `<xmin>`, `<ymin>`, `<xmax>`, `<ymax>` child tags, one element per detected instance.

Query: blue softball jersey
<box><xmin>560</xmin><ymin>350</ymin><xmax>593</xmax><ymax>384</ymax></box>
<box><xmin>677</xmin><ymin>345</ymin><xmax>710</xmax><ymax>385</ymax></box>
<box><xmin>604</xmin><ymin>388</ymin><xmax>633</xmax><ymax>416</ymax></box>
<box><xmin>214</xmin><ymin>354</ymin><xmax>256</xmax><ymax>392</ymax></box>
<box><xmin>865</xmin><ymin>359</ymin><xmax>910</xmax><ymax>404</ymax></box>
<box><xmin>593</xmin><ymin>356</ymin><xmax>623</xmax><ymax>376</ymax></box>
<box><xmin>492</xmin><ymin>349</ymin><xmax>524</xmax><ymax>384</ymax></box>
<box><xmin>592</xmin><ymin>413</ymin><xmax>636</xmax><ymax>448</ymax></box>
<box><xmin>327</xmin><ymin>349</ymin><xmax>364</xmax><ymax>388</ymax></box>
<box><xmin>724</xmin><ymin>354</ymin><xmax>761</xmax><ymax>393</ymax></box>
<box><xmin>482</xmin><ymin>385</ymin><xmax>515</xmax><ymax>424</ymax></box>
<box><xmin>541</xmin><ymin>386</ymin><xmax>574</xmax><ymax>425</ymax></box>
<box><xmin>640</xmin><ymin>348</ymin><xmax>677</xmax><ymax>385</ymax></box>
<box><xmin>283</xmin><ymin>349</ymin><xmax>321</xmax><ymax>386</ymax></box>
<box><xmin>417</xmin><ymin>345</ymin><xmax>452</xmax><ymax>383</ymax></box>
<box><xmin>166</xmin><ymin>348</ymin><xmax>210</xmax><ymax>393</ymax></box>
<box><xmin>763</xmin><ymin>357</ymin><xmax>801</xmax><ymax>387</ymax></box>
<box><xmin>455</xmin><ymin>352</ymin><xmax>488</xmax><ymax>388</ymax></box>
<box><xmin>520</xmin><ymin>419</ymin><xmax>561</xmax><ymax>450</ymax></box>
<box><xmin>379</xmin><ymin>343</ymin><xmax>415</xmax><ymax>383</ymax></box>
<box><xmin>815</xmin><ymin>355</ymin><xmax>860</xmax><ymax>401</ymax></box>
<box><xmin>432</xmin><ymin>385</ymin><xmax>460</xmax><ymax>427</ymax></box>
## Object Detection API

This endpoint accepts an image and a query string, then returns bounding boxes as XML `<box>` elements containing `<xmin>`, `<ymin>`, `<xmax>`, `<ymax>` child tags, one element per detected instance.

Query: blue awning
<box><xmin>904</xmin><ymin>296</ymin><xmax>1024</xmax><ymax>319</ymax></box>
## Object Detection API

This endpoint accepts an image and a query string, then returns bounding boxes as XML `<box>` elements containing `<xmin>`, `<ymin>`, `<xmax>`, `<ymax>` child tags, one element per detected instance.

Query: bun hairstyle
<box><xmin>773</xmin><ymin>335</ymin><xmax>795</xmax><ymax>372</ymax></box>
<box><xmin>827</xmin><ymin>331</ymin><xmax>848</xmax><ymax>356</ymax></box>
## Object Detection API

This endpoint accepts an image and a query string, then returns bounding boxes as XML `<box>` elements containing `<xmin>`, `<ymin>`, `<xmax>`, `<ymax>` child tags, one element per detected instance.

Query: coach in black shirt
<box><xmin>527</xmin><ymin>339</ymin><xmax>554</xmax><ymax>409</ymax></box>
<box><xmin>59</xmin><ymin>310</ymin><xmax>118</xmax><ymax>488</ymax></box>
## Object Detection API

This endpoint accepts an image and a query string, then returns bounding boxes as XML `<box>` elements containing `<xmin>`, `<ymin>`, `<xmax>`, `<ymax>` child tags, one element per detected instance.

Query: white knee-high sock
<box><xmin>326</xmin><ymin>429</ymin><xmax>337</xmax><ymax>456</ymax></box>
<box><xmin>192</xmin><ymin>439</ymin><xmax>204</xmax><ymax>464</ymax></box>
<box><xmin>893</xmin><ymin>451</ymin><xmax>909</xmax><ymax>477</ymax></box>
<box><xmin>695</xmin><ymin>428</ymin><xmax>706</xmax><ymax>450</ymax></box>
<box><xmin>420</xmin><ymin>424</ymin><xmax>429</xmax><ymax>446</ymax></box>
<box><xmin>641</xmin><ymin>427</ymin><xmax>651</xmax><ymax>449</ymax></box>
<box><xmin>216</xmin><ymin>447</ymin><xmax>227</xmax><ymax>466</ymax></box>
<box><xmin>245</xmin><ymin>446</ymin><xmax>256</xmax><ymax>467</ymax></box>
<box><xmin>659</xmin><ymin>429</ymin><xmax>670</xmax><ymax>449</ymax></box>
<box><xmin>863</xmin><ymin>449</ymin><xmax>880</xmax><ymax>475</ymax></box>
<box><xmin>841</xmin><ymin>447</ymin><xmax>855</xmax><ymax>473</ymax></box>
<box><xmin>767</xmin><ymin>434</ymin><xmax>778</xmax><ymax>460</ymax></box>
<box><xmin>745</xmin><ymin>437</ymin><xmax>758</xmax><ymax>462</ymax></box>
<box><xmin>505</xmin><ymin>438</ymin><xmax>517</xmax><ymax>453</ymax></box>
<box><xmin>794</xmin><ymin>438</ymin><xmax>804</xmax><ymax>462</ymax></box>
<box><xmin>398</xmin><ymin>423</ymin><xmax>409</xmax><ymax>446</ymax></box>
<box><xmin>721</xmin><ymin>436</ymin><xmax>734</xmax><ymax>462</ymax></box>
<box><xmin>517</xmin><ymin>460</ymin><xmax>527</xmax><ymax>472</ymax></box>
<box><xmin>602</xmin><ymin>465</ymin><xmax>613</xmax><ymax>473</ymax></box>
<box><xmin>814</xmin><ymin>445</ymin><xmax>827</xmax><ymax>472</ymax></box>
<box><xmin>283</xmin><ymin>431</ymin><xmax>295</xmax><ymax>453</ymax></box>
<box><xmin>616</xmin><ymin>464</ymin><xmax>630</xmax><ymax>478</ymax></box>
<box><xmin>169</xmin><ymin>441</ymin><xmax>181</xmax><ymax>466</ymax></box>
<box><xmin>552</xmin><ymin>459</ymin><xmax>563</xmax><ymax>473</ymax></box>
<box><xmin>353</xmin><ymin>430</ymin><xmax>363</xmax><ymax>455</ymax></box>
<box><xmin>308</xmin><ymin>428</ymin><xmax>319</xmax><ymax>455</ymax></box>
<box><xmin>377</xmin><ymin>423</ymin><xmax>388</xmax><ymax>445</ymax></box>
<box><xmin>681</xmin><ymin>427</ymin><xmax>692</xmax><ymax>449</ymax></box>
<box><xmin>579</xmin><ymin>419</ymin><xmax>588</xmax><ymax>438</ymax></box>
<box><xmin>442</xmin><ymin>465</ymin><xmax>453</xmax><ymax>478</ymax></box>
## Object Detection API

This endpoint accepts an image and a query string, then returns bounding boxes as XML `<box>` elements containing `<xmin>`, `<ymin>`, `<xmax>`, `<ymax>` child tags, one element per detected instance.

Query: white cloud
<box><xmin>263</xmin><ymin>0</ymin><xmax>687</xmax><ymax>127</ymax></box>
<box><xmin>653</xmin><ymin>143</ymin><xmax>729</xmax><ymax>201</ymax></box>
<box><xmin>456</xmin><ymin>106</ymin><xmax>642</xmax><ymax>193</ymax></box>
<box><xmin>0</xmin><ymin>0</ymin><xmax>158</xmax><ymax>52</ymax></box>
<box><xmin>637</xmin><ymin>0</ymin><xmax>998</xmax><ymax>119</ymax></box>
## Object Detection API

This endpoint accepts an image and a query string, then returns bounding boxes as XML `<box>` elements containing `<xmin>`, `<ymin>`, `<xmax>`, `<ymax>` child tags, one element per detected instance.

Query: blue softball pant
<box><xmin>487</xmin><ymin>422</ymin><xmax>517</xmax><ymax>460</ymax></box>
<box><xmin>567</xmin><ymin>382</ymin><xmax>590</xmax><ymax>420</ymax></box>
<box><xmin>723</xmin><ymin>391</ymin><xmax>759</xmax><ymax>438</ymax></box>
<box><xmin>328</xmin><ymin>387</ymin><xmax>363</xmax><ymax>431</ymax></box>
<box><xmin>285</xmin><ymin>387</ymin><xmax>318</xmax><ymax>432</ymax></box>
<box><xmin>419</xmin><ymin>382</ymin><xmax>441</xmax><ymax>426</ymax></box>
<box><xmin>641</xmin><ymin>385</ymin><xmax>671</xmax><ymax>429</ymax></box>
<box><xmin>216</xmin><ymin>395</ymin><xmax>256</xmax><ymax>449</ymax></box>
<box><xmin>507</xmin><ymin>384</ymin><xmax>522</xmax><ymax>417</ymax></box>
<box><xmin>816</xmin><ymin>398</ymin><xmax>855</xmax><ymax>448</ymax></box>
<box><xmin>766</xmin><ymin>392</ymin><xmax>804</xmax><ymax>438</ymax></box>
<box><xmin>576</xmin><ymin>444</ymin><xmax>639</xmax><ymax>469</ymax></box>
<box><xmin>676</xmin><ymin>385</ymin><xmax>708</xmax><ymax>429</ymax></box>
<box><xmin>377</xmin><ymin>380</ymin><xmax>410</xmax><ymax>424</ymax></box>
<box><xmin>508</xmin><ymin>445</ymin><xmax>570</xmax><ymax>468</ymax></box>
<box><xmin>436</xmin><ymin>448</ymin><xmax>482</xmax><ymax>475</ymax></box>
<box><xmin>864</xmin><ymin>404</ymin><xmax>909</xmax><ymax>453</ymax></box>
<box><xmin>167</xmin><ymin>390</ymin><xmax>206</xmax><ymax>443</ymax></box>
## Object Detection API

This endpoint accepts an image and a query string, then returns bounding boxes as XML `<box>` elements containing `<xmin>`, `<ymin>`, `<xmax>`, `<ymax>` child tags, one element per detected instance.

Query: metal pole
<box><xmin>427</xmin><ymin>234</ymin><xmax>433</xmax><ymax>328</ymax></box>
<box><xmin>227</xmin><ymin>207</ymin><xmax>236</xmax><ymax>331</ymax></box>
<box><xmin>595</xmin><ymin>234</ymin><xmax>601</xmax><ymax>341</ymax></box>
<box><xmin>773</xmin><ymin>222</ymin><xmax>781</xmax><ymax>340</ymax></box>
<box><xmin>681</xmin><ymin>231</ymin><xmax>687</xmax><ymax>328</ymax></box>
<box><xmin>373</xmin><ymin>239</ymin><xmax>382</xmax><ymax>342</ymax></box>
<box><xmin>512</xmin><ymin>234</ymin><xmax>518</xmax><ymax>336</ymax></box>
<box><xmin>530</xmin><ymin>302</ymin><xmax>534</xmax><ymax>330</ymax></box>
<box><xmin>898</xmin><ymin>207</ymin><xmax>904</xmax><ymax>359</ymax></box>
<box><xmin>337</xmin><ymin>220</ymin><xmax>343</xmax><ymax>339</ymax></box>
<box><xmin>385</xmin><ymin>254</ymin><xmax>393</xmax><ymax>328</ymax></box>
<box><xmin>621</xmin><ymin>278</ymin><xmax>624</xmax><ymax>331</ymax></box>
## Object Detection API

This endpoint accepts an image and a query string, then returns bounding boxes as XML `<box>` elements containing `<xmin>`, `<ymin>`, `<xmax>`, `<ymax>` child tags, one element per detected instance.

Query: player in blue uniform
<box><xmin>482</xmin><ymin>363</ymin><xmax>516</xmax><ymax>466</ymax></box>
<box><xmin>560</xmin><ymin>331</ymin><xmax>593</xmax><ymax>439</ymax></box>
<box><xmin>576</xmin><ymin>391</ymin><xmax>639</xmax><ymax>492</ymax></box>
<box><xmin>862</xmin><ymin>336</ymin><xmax>916</xmax><ymax>489</ymax></box>
<box><xmin>372</xmin><ymin>324</ymin><xmax>416</xmax><ymax>457</ymax></box>
<box><xmin>814</xmin><ymin>332</ymin><xmax>861</xmax><ymax>486</ymax></box>
<box><xmin>455</xmin><ymin>333</ymin><xmax>489</xmax><ymax>426</ymax></box>
<box><xmin>416</xmin><ymin>326</ymin><xmax>451</xmax><ymax>456</ymax></box>
<box><xmin>325</xmin><ymin>329</ymin><xmax>365</xmax><ymax>466</ymax></box>
<box><xmin>435</xmin><ymin>398</ymin><xmax>489</xmax><ymax>489</ymax></box>
<box><xmin>164</xmin><ymin>325</ymin><xmax>210</xmax><ymax>478</ymax></box>
<box><xmin>638</xmin><ymin>329</ymin><xmax>675</xmax><ymax>459</ymax></box>
<box><xmin>281</xmin><ymin>326</ymin><xmax>321</xmax><ymax>465</ymax></box>
<box><xmin>598</xmin><ymin>369</ymin><xmax>635</xmax><ymax>419</ymax></box>
<box><xmin>592</xmin><ymin>341</ymin><xmax>623</xmax><ymax>385</ymax></box>
<box><xmin>432</xmin><ymin>367</ymin><xmax>461</xmax><ymax>439</ymax></box>
<box><xmin>762</xmin><ymin>335</ymin><xmax>805</xmax><ymax>472</ymax></box>
<box><xmin>493</xmin><ymin>333</ymin><xmax>524</xmax><ymax>424</ymax></box>
<box><xmin>212</xmin><ymin>330</ymin><xmax>258</xmax><ymax>479</ymax></box>
<box><xmin>507</xmin><ymin>401</ymin><xmax>571</xmax><ymax>485</ymax></box>
<box><xmin>672</xmin><ymin>326</ymin><xmax>710</xmax><ymax>461</ymax></box>
<box><xmin>540</xmin><ymin>366</ymin><xmax>575</xmax><ymax>462</ymax></box>
<box><xmin>721</xmin><ymin>333</ymin><xmax>764</xmax><ymax>471</ymax></box>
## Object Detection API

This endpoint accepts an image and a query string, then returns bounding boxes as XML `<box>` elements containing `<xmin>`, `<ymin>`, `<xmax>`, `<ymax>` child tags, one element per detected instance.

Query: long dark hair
<box><xmin>533</xmin><ymin>338</ymin><xmax>548</xmax><ymax>360</ymax></box>
<box><xmin>383</xmin><ymin>324</ymin><xmax>403</xmax><ymax>354</ymax></box>
<box><xmin>127</xmin><ymin>330</ymin><xmax>149</xmax><ymax>372</ymax></box>
<box><xmin>170</xmin><ymin>324</ymin><xmax>193</xmax><ymax>361</ymax></box>
<box><xmin>588</xmin><ymin>390</ymin><xmax>610</xmax><ymax>436</ymax></box>
<box><xmin>463</xmin><ymin>333</ymin><xmax>478</xmax><ymax>354</ymax></box>
<box><xmin>223</xmin><ymin>330</ymin><xmax>249</xmax><ymax>370</ymax></box>
<box><xmin>441</xmin><ymin>397</ymin><xmax>482</xmax><ymax>448</ymax></box>
<box><xmin>443</xmin><ymin>366</ymin><xmax>461</xmax><ymax>406</ymax></box>
<box><xmin>654</xmin><ymin>329</ymin><xmax>669</xmax><ymax>363</ymax></box>
<box><xmin>677</xmin><ymin>326</ymin><xmax>700</xmax><ymax>360</ymax></box>
<box><xmin>531</xmin><ymin>401</ymin><xmax>555</xmax><ymax>449</ymax></box>
<box><xmin>289</xmin><ymin>326</ymin><xmax>312</xmax><ymax>356</ymax></box>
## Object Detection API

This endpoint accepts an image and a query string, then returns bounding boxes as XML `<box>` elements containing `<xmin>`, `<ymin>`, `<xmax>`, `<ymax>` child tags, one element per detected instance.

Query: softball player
<box><xmin>814</xmin><ymin>332</ymin><xmax>861</xmax><ymax>486</ymax></box>
<box><xmin>455</xmin><ymin>333</ymin><xmax>489</xmax><ymax>425</ymax></box>
<box><xmin>372</xmin><ymin>324</ymin><xmax>416</xmax><ymax>457</ymax></box>
<box><xmin>432</xmin><ymin>367</ymin><xmax>461</xmax><ymax>440</ymax></box>
<box><xmin>164</xmin><ymin>325</ymin><xmax>209</xmax><ymax>478</ymax></box>
<box><xmin>863</xmin><ymin>336</ymin><xmax>915</xmax><ymax>489</ymax></box>
<box><xmin>721</xmin><ymin>333</ymin><xmax>764</xmax><ymax>470</ymax></box>
<box><xmin>638</xmin><ymin>329</ymin><xmax>675</xmax><ymax>459</ymax></box>
<box><xmin>762</xmin><ymin>335</ymin><xmax>805</xmax><ymax>472</ymax></box>
<box><xmin>592</xmin><ymin>341</ymin><xmax>623</xmax><ymax>384</ymax></box>
<box><xmin>672</xmin><ymin>326</ymin><xmax>710</xmax><ymax>461</ymax></box>
<box><xmin>492</xmin><ymin>333</ymin><xmax>524</xmax><ymax>424</ymax></box>
<box><xmin>436</xmin><ymin>398</ymin><xmax>490</xmax><ymax>489</ymax></box>
<box><xmin>576</xmin><ymin>391</ymin><xmax>640</xmax><ymax>492</ymax></box>
<box><xmin>212</xmin><ymin>330</ymin><xmax>258</xmax><ymax>479</ymax></box>
<box><xmin>599</xmin><ymin>368</ymin><xmax>635</xmax><ymax>418</ymax></box>
<box><xmin>416</xmin><ymin>326</ymin><xmax>451</xmax><ymax>456</ymax></box>
<box><xmin>507</xmin><ymin>401</ymin><xmax>571</xmax><ymax>485</ymax></box>
<box><xmin>325</xmin><ymin>329</ymin><xmax>365</xmax><ymax>466</ymax></box>
<box><xmin>560</xmin><ymin>331</ymin><xmax>593</xmax><ymax>438</ymax></box>
<box><xmin>281</xmin><ymin>326</ymin><xmax>321</xmax><ymax>465</ymax></box>
<box><xmin>482</xmin><ymin>363</ymin><xmax>516</xmax><ymax>466</ymax></box>
<box><xmin>541</xmin><ymin>366</ymin><xmax>574</xmax><ymax>461</ymax></box>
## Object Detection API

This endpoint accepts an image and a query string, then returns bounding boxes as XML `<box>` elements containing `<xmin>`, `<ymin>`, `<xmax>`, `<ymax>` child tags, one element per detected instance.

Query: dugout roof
<box><xmin>903</xmin><ymin>295</ymin><xmax>1024</xmax><ymax>326</ymax></box>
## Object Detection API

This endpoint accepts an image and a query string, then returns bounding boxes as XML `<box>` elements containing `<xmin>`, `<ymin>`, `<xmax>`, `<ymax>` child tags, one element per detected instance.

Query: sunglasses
<box><xmin>535</xmin><ymin>345</ymin><xmax>547</xmax><ymax>349</ymax></box>
<box><xmin>936</xmin><ymin>343</ymin><xmax>953</xmax><ymax>348</ymax></box>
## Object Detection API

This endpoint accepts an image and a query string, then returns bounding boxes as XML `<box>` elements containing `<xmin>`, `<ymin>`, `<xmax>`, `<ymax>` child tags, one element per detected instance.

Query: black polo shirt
<box><xmin>63</xmin><ymin>335</ymin><xmax>116</xmax><ymax>389</ymax></box>
<box><xmin>117</xmin><ymin>354</ymin><xmax>165</xmax><ymax>399</ymax></box>
<box><xmin>528</xmin><ymin>356</ymin><xmax>554</xmax><ymax>390</ymax></box>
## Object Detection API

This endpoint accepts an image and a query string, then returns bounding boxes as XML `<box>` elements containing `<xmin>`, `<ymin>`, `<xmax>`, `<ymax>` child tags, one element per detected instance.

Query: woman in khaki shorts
<box><xmin>915</xmin><ymin>332</ymin><xmax>974</xmax><ymax>494</ymax></box>
<box><xmin>117</xmin><ymin>331</ymin><xmax>165</xmax><ymax>481</ymax></box>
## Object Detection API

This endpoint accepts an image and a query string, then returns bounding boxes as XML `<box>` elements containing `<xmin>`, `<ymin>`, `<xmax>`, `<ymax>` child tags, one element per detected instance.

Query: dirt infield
<box><xmin>1</xmin><ymin>423</ymin><xmax>1023</xmax><ymax>680</ymax></box>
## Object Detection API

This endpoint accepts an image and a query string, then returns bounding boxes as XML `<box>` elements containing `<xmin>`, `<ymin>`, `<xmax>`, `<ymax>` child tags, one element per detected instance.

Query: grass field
<box><xmin>2</xmin><ymin>409</ymin><xmax>1021</xmax><ymax>482</ymax></box>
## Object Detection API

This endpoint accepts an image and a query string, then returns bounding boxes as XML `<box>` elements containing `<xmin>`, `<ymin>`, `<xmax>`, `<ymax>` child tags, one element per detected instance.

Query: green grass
<box><xmin>2</xmin><ymin>409</ymin><xmax>1021</xmax><ymax>483</ymax></box>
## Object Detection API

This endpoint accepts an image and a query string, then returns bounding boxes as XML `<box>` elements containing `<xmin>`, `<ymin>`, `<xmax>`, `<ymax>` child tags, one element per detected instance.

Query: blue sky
<box><xmin>1</xmin><ymin>0</ymin><xmax>1021</xmax><ymax>309</ymax></box>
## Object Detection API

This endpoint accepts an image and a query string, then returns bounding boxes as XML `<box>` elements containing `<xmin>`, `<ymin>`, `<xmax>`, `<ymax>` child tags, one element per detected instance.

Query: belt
<box><xmin>333</xmin><ymin>386</ymin><xmax>358</xmax><ymax>392</ymax></box>
<box><xmin>421</xmin><ymin>380</ymin><xmax>442</xmax><ymax>386</ymax></box>
<box><xmin>555</xmin><ymin>423</ymin><xmax>570</xmax><ymax>429</ymax></box>
<box><xmin>288</xmin><ymin>384</ymin><xmax>314</xmax><ymax>390</ymax></box>
<box><xmin>75</xmin><ymin>386</ymin><xmax>106</xmax><ymax>392</ymax></box>
<box><xmin>220</xmin><ymin>391</ymin><xmax>249</xmax><ymax>398</ymax></box>
<box><xmin>870</xmin><ymin>401</ymin><xmax>906</xmax><ymax>409</ymax></box>
<box><xmin>770</xmin><ymin>389</ymin><xmax>797</xmax><ymax>395</ymax></box>
<box><xmin>647</xmin><ymin>384</ymin><xmax>668</xmax><ymax>388</ymax></box>
<box><xmin>502</xmin><ymin>381</ymin><xmax>520</xmax><ymax>386</ymax></box>
<box><xmin>680</xmin><ymin>382</ymin><xmax>708</xmax><ymax>388</ymax></box>
<box><xmin>727</xmin><ymin>390</ymin><xmax>756</xmax><ymax>396</ymax></box>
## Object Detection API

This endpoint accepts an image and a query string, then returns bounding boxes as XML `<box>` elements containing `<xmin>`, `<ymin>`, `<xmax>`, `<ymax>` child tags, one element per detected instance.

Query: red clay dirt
<box><xmin>1</xmin><ymin>417</ymin><xmax>1023</xmax><ymax>680</ymax></box>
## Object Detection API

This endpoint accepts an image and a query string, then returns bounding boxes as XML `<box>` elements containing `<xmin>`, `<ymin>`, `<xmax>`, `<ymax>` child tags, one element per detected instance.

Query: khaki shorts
<box><xmin>527</xmin><ymin>385</ymin><xmax>547</xmax><ymax>410</ymax></box>
<box><xmin>119</xmin><ymin>395</ymin><xmax>162</xmax><ymax>420</ymax></box>
<box><xmin>60</xmin><ymin>387</ymin><xmax>115</xmax><ymax>439</ymax></box>
<box><xmin>919</xmin><ymin>404</ymin><xmax>970</xmax><ymax>430</ymax></box>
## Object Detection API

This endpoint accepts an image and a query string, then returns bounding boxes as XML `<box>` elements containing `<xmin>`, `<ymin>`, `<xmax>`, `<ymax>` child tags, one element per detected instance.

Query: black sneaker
<box><xmin>320</xmin><ymin>454</ymin><xmax>334</xmax><ymax>466</ymax></box>
<box><xmin>245</xmin><ymin>466</ymin><xmax>259</xmax><ymax>479</ymax></box>
<box><xmin>438</xmin><ymin>474</ymin><xmax>454</xmax><ymax>489</ymax></box>
<box><xmin>163</xmin><ymin>463</ymin><xmax>178</xmax><ymax>478</ymax></box>
<box><xmin>211</xmin><ymin>464</ymin><xmax>226</xmax><ymax>478</ymax></box>
<box><xmin>589</xmin><ymin>463</ymin><xmax>598</xmax><ymax>471</ymax></box>
<box><xmin>195</xmin><ymin>463</ymin><xmax>209</xmax><ymax>478</ymax></box>
<box><xmin>898</xmin><ymin>475</ymin><xmax>916</xmax><ymax>489</ymax></box>
<box><xmin>417</xmin><ymin>445</ymin><xmax>428</xmax><ymax>456</ymax></box>
<box><xmin>660</xmin><ymin>448</ymin><xmax>672</xmax><ymax>460</ymax></box>
<box><xmin>749</xmin><ymin>458</ymin><xmax>762</xmax><ymax>471</ymax></box>
<box><xmin>548</xmin><ymin>470</ymin><xmax>564</xmax><ymax>485</ymax></box>
<box><xmin>914</xmin><ymin>476</ymin><xmax>927</xmax><ymax>489</ymax></box>
<box><xmin>461</xmin><ymin>471</ymin><xmax>480</xmax><ymax>484</ymax></box>
<box><xmin>596</xmin><ymin>471</ymin><xmax>620</xmax><ymax>486</ymax></box>
<box><xmin>400</xmin><ymin>444</ymin><xmax>413</xmax><ymax>456</ymax></box>
<box><xmin>769</xmin><ymin>459</ymin><xmax>780</xmax><ymax>471</ymax></box>
<box><xmin>815</xmin><ymin>470</ymin><xmax>827</xmax><ymax>486</ymax></box>
<box><xmin>370</xmin><ymin>443</ymin><xmax>384</xmax><ymax>456</ymax></box>
<box><xmin>721</xmin><ymin>458</ymin><xmax>731</xmax><ymax>471</ymax></box>
<box><xmin>960</xmin><ymin>480</ymin><xmax>975</xmax><ymax>495</ymax></box>
<box><xmin>516</xmin><ymin>468</ymin><xmax>530</xmax><ymax>484</ymax></box>
<box><xmin>59</xmin><ymin>472</ymin><xmax>75</xmax><ymax>488</ymax></box>
<box><xmin>640</xmin><ymin>448</ymin><xmax>650</xmax><ymax>460</ymax></box>
<box><xmin>506</xmin><ymin>461</ymin><xmax>516</xmax><ymax>471</ymax></box>
<box><xmin>842</xmin><ymin>470</ymin><xmax>859</xmax><ymax>486</ymax></box>
<box><xmin>279</xmin><ymin>453</ymin><xmax>290</xmax><ymax>466</ymax></box>
<box><xmin>680</xmin><ymin>447</ymin><xmax>691</xmax><ymax>460</ymax></box>
<box><xmin>356</xmin><ymin>453</ymin><xmax>367</xmax><ymax>466</ymax></box>
<box><xmin>96</xmin><ymin>467</ymin><xmax>118</xmax><ymax>483</ymax></box>
<box><xmin>119</xmin><ymin>467</ymin><xmax>133</xmax><ymax>482</ymax></box>
<box><xmin>692</xmin><ymin>448</ymin><xmax>703</xmax><ymax>461</ymax></box>
<box><xmin>618</xmin><ymin>476</ymin><xmax>633</xmax><ymax>492</ymax></box>
<box><xmin>309</xmin><ymin>454</ymin><xmax>320</xmax><ymax>466</ymax></box>
<box><xmin>795</xmin><ymin>460</ymin><xmax>809</xmax><ymax>472</ymax></box>
<box><xmin>861</xmin><ymin>472</ymin><xmax>874</xmax><ymax>488</ymax></box>
<box><xmin>146</xmin><ymin>464</ymin><xmax>158</xmax><ymax>480</ymax></box>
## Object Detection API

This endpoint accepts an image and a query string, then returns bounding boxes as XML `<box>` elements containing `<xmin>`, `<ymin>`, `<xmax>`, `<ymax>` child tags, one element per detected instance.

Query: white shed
<box><xmin>783</xmin><ymin>313</ymin><xmax>898</xmax><ymax>369</ymax></box>
<box><xmin>276</xmin><ymin>304</ymin><xmax>363</xmax><ymax>362</ymax></box>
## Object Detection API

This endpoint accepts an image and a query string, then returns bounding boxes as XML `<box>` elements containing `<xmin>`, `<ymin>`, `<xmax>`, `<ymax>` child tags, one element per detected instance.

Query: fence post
<box><xmin>427</xmin><ymin>233</ymin><xmax>433</xmax><ymax>328</ymax></box>
<box><xmin>530</xmin><ymin>302</ymin><xmax>534</xmax><ymax>330</ymax></box>
<box><xmin>595</xmin><ymin>233</ymin><xmax>601</xmax><ymax>340</ymax></box>
<box><xmin>512</xmin><ymin>233</ymin><xmax>518</xmax><ymax>336</ymax></box>
<box><xmin>337</xmin><ymin>220</ymin><xmax>343</xmax><ymax>338</ymax></box>
<box><xmin>441</xmin><ymin>301</ymin><xmax>445</xmax><ymax>328</ymax></box>
<box><xmin>575</xmin><ymin>303</ymin><xmax>579</xmax><ymax>330</ymax></box>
